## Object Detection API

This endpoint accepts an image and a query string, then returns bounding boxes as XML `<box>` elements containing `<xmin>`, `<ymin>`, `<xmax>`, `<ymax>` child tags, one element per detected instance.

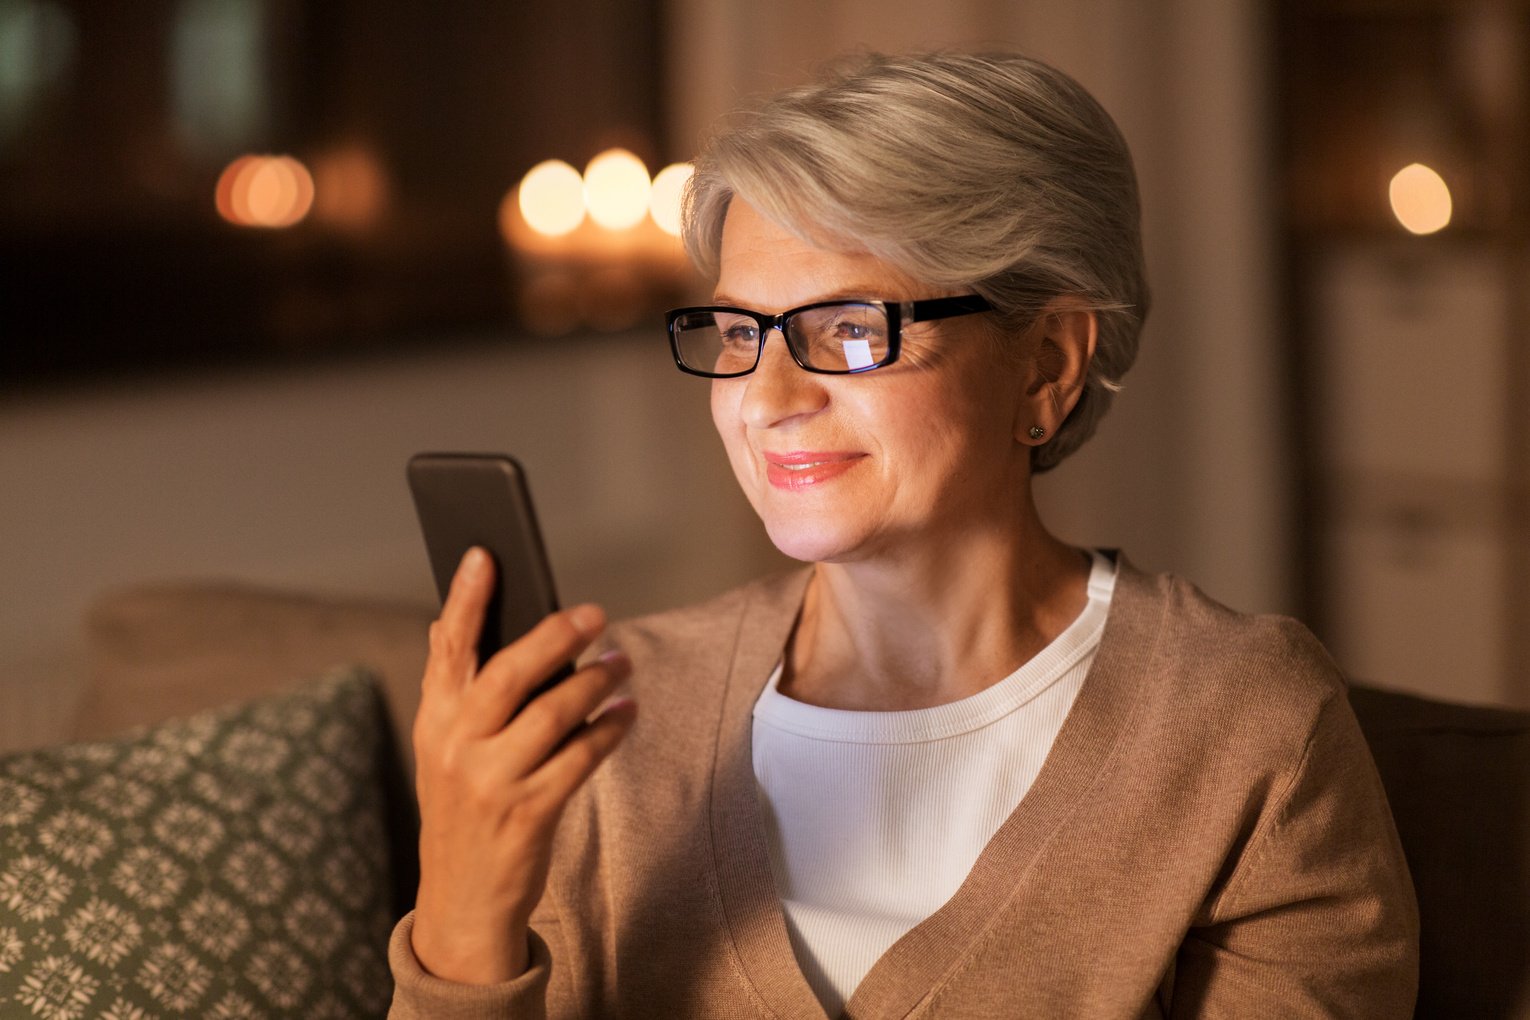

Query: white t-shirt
<box><xmin>750</xmin><ymin>551</ymin><xmax>1118</xmax><ymax>1016</ymax></box>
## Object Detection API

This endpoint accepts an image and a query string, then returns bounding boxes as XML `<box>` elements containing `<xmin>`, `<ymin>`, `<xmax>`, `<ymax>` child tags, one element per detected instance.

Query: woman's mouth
<box><xmin>763</xmin><ymin>451</ymin><xmax>865</xmax><ymax>490</ymax></box>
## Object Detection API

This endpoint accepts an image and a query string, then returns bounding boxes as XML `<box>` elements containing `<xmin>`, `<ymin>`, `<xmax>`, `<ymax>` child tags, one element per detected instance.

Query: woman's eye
<box><xmin>721</xmin><ymin>325</ymin><xmax>759</xmax><ymax>346</ymax></box>
<box><xmin>832</xmin><ymin>320</ymin><xmax>878</xmax><ymax>340</ymax></box>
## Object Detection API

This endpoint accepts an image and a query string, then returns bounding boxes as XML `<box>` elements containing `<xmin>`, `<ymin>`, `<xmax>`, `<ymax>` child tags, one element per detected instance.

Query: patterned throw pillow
<box><xmin>0</xmin><ymin>667</ymin><xmax>397</xmax><ymax>1019</ymax></box>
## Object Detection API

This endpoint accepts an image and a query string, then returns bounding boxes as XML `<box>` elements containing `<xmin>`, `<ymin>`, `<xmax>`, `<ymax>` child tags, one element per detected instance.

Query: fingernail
<box><xmin>597</xmin><ymin>648</ymin><xmax>628</xmax><ymax>668</ymax></box>
<box><xmin>463</xmin><ymin>547</ymin><xmax>489</xmax><ymax>574</ymax></box>
<box><xmin>569</xmin><ymin>604</ymin><xmax>605</xmax><ymax>637</ymax></box>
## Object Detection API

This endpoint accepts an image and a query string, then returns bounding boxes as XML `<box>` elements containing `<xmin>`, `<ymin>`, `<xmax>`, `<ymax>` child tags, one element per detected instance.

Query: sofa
<box><xmin>0</xmin><ymin>583</ymin><xmax>431</xmax><ymax>1018</ymax></box>
<box><xmin>1</xmin><ymin>580</ymin><xmax>1527</xmax><ymax>1018</ymax></box>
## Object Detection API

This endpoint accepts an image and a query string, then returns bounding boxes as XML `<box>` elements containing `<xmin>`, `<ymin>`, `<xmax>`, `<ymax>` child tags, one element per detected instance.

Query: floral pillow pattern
<box><xmin>0</xmin><ymin>668</ymin><xmax>396</xmax><ymax>1018</ymax></box>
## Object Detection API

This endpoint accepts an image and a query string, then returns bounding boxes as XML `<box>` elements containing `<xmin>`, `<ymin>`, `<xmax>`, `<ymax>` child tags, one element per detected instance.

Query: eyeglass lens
<box><xmin>671</xmin><ymin>303</ymin><xmax>891</xmax><ymax>375</ymax></box>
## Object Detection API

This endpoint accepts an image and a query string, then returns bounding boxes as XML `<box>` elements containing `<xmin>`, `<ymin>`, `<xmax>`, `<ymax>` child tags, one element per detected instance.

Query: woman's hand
<box><xmin>409</xmin><ymin>547</ymin><xmax>638</xmax><ymax>985</ymax></box>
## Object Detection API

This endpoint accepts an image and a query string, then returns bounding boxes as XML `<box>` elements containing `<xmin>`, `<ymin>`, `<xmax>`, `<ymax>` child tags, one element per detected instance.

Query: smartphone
<box><xmin>406</xmin><ymin>452</ymin><xmax>574</xmax><ymax>690</ymax></box>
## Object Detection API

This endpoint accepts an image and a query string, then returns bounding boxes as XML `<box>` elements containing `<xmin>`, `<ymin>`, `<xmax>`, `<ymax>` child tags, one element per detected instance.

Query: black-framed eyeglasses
<box><xmin>665</xmin><ymin>295</ymin><xmax>994</xmax><ymax>377</ymax></box>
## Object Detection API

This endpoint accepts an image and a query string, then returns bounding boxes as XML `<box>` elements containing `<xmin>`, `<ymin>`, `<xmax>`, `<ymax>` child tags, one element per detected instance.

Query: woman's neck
<box><xmin>782</xmin><ymin>505</ymin><xmax>1091</xmax><ymax>711</ymax></box>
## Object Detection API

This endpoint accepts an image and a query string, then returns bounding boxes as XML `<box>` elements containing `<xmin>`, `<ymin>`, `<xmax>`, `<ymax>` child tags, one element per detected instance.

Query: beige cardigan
<box><xmin>389</xmin><ymin>557</ymin><xmax>1419</xmax><ymax>1018</ymax></box>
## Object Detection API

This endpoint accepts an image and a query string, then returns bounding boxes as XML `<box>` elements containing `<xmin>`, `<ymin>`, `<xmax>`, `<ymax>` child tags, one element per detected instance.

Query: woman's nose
<box><xmin>739</xmin><ymin>328</ymin><xmax>828</xmax><ymax>429</ymax></box>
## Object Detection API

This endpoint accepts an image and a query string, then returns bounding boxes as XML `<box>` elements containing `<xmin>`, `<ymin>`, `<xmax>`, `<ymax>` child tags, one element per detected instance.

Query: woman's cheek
<box><xmin>710</xmin><ymin>383</ymin><xmax>754</xmax><ymax>486</ymax></box>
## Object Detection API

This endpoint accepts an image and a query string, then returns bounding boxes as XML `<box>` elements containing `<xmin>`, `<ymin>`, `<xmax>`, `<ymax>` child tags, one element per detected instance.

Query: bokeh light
<box><xmin>215</xmin><ymin>154</ymin><xmax>314</xmax><ymax>228</ymax></box>
<box><xmin>583</xmin><ymin>148</ymin><xmax>651</xmax><ymax>230</ymax></box>
<box><xmin>516</xmin><ymin>159</ymin><xmax>585</xmax><ymax>236</ymax></box>
<box><xmin>311</xmin><ymin>145</ymin><xmax>388</xmax><ymax>229</ymax></box>
<box><xmin>648</xmin><ymin>162</ymin><xmax>693</xmax><ymax>236</ymax></box>
<box><xmin>1388</xmin><ymin>163</ymin><xmax>1452</xmax><ymax>235</ymax></box>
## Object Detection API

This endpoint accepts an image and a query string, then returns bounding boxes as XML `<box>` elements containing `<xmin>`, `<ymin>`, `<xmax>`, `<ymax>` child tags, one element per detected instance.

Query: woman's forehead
<box><xmin>715</xmin><ymin>200</ymin><xmax>930</xmax><ymax>309</ymax></box>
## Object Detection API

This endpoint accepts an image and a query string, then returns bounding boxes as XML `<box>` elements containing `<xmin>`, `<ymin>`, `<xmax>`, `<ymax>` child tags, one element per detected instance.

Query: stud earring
<box><xmin>1028</xmin><ymin>426</ymin><xmax>1046</xmax><ymax>440</ymax></box>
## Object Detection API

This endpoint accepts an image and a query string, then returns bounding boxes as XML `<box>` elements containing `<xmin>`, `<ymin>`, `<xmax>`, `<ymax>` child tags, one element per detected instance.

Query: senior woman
<box><xmin>389</xmin><ymin>52</ymin><xmax>1418</xmax><ymax>1018</ymax></box>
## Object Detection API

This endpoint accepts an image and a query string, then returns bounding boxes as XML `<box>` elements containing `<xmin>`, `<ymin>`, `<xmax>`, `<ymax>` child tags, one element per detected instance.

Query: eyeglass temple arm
<box><xmin>901</xmin><ymin>294</ymin><xmax>993</xmax><ymax>323</ymax></box>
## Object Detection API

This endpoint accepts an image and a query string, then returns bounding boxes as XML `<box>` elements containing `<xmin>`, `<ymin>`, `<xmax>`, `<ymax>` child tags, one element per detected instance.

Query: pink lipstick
<box><xmin>763</xmin><ymin>451</ymin><xmax>865</xmax><ymax>490</ymax></box>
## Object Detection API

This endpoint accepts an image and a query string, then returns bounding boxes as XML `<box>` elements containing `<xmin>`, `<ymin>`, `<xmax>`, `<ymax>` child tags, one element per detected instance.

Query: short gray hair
<box><xmin>682</xmin><ymin>51</ymin><xmax>1149</xmax><ymax>472</ymax></box>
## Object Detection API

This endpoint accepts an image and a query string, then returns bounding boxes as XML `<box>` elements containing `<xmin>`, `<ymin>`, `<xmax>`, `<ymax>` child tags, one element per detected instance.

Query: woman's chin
<box><xmin>761</xmin><ymin>518</ymin><xmax>868</xmax><ymax>565</ymax></box>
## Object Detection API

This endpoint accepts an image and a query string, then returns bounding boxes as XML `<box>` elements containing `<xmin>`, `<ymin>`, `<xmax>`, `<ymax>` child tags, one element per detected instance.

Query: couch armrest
<box><xmin>1347</xmin><ymin>682</ymin><xmax>1530</xmax><ymax>1017</ymax></box>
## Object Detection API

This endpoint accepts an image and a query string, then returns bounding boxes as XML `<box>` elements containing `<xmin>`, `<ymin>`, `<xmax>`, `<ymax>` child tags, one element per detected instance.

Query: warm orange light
<box><xmin>215</xmin><ymin>155</ymin><xmax>256</xmax><ymax>223</ymax></box>
<box><xmin>583</xmin><ymin>149</ymin><xmax>651</xmax><ymax>230</ymax></box>
<box><xmin>648</xmin><ymin>162</ymin><xmax>693</xmax><ymax>236</ymax></box>
<box><xmin>215</xmin><ymin>154</ymin><xmax>314</xmax><ymax>228</ymax></box>
<box><xmin>245</xmin><ymin>159</ymin><xmax>296</xmax><ymax>224</ymax></box>
<box><xmin>517</xmin><ymin>159</ymin><xmax>585</xmax><ymax>236</ymax></box>
<box><xmin>1389</xmin><ymin>163</ymin><xmax>1452</xmax><ymax>235</ymax></box>
<box><xmin>312</xmin><ymin>146</ymin><xmax>388</xmax><ymax>229</ymax></box>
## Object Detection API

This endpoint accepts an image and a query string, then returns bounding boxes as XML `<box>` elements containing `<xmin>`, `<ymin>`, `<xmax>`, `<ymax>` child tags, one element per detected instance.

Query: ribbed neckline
<box><xmin>751</xmin><ymin>551</ymin><xmax>1117</xmax><ymax>744</ymax></box>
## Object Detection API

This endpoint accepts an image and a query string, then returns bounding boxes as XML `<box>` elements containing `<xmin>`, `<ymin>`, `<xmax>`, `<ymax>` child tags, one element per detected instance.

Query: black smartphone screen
<box><xmin>406</xmin><ymin>452</ymin><xmax>572</xmax><ymax>684</ymax></box>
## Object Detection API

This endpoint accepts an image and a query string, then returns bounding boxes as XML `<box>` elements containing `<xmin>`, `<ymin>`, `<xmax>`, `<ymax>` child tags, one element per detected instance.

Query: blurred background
<box><xmin>2</xmin><ymin>0</ymin><xmax>1528</xmax><ymax>752</ymax></box>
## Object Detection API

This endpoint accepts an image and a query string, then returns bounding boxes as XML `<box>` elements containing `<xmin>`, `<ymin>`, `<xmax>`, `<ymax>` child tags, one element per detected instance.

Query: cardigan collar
<box><xmin>706</xmin><ymin>553</ymin><xmax>1171</xmax><ymax>1019</ymax></box>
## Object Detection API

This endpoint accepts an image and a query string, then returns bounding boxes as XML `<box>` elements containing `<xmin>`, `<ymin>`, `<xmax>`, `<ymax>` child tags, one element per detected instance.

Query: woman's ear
<box><xmin>1018</xmin><ymin>296</ymin><xmax>1097</xmax><ymax>445</ymax></box>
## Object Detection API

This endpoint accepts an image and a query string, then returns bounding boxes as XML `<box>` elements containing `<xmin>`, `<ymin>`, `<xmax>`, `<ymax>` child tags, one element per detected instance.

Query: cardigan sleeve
<box><xmin>1167</xmin><ymin>691</ymin><xmax>1420</xmax><ymax>1018</ymax></box>
<box><xmin>387</xmin><ymin>910</ymin><xmax>572</xmax><ymax>1020</ymax></box>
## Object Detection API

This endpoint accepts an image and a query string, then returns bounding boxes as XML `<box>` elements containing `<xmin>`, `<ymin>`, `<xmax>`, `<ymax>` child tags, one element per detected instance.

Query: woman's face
<box><xmin>710</xmin><ymin>200</ymin><xmax>1037</xmax><ymax>565</ymax></box>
